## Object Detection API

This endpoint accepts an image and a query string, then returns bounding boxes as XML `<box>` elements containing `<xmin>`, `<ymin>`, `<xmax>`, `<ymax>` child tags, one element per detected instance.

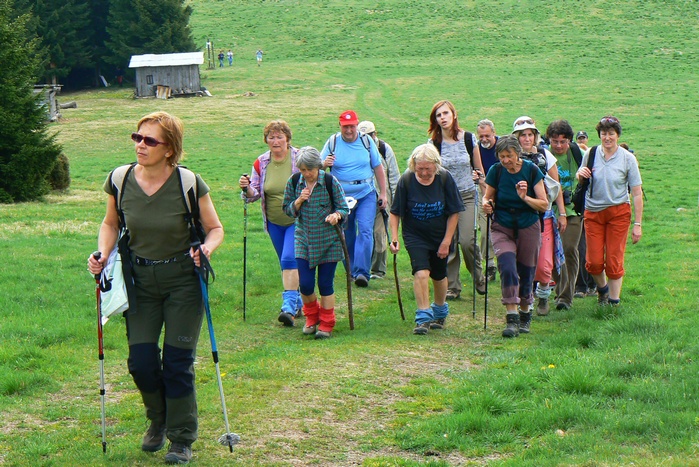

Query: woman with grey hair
<box><xmin>283</xmin><ymin>146</ymin><xmax>349</xmax><ymax>339</ymax></box>
<box><xmin>482</xmin><ymin>135</ymin><xmax>548</xmax><ymax>338</ymax></box>
<box><xmin>389</xmin><ymin>144</ymin><xmax>464</xmax><ymax>335</ymax></box>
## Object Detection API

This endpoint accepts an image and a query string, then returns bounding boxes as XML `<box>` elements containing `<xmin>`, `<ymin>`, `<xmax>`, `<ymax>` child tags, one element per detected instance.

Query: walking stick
<box><xmin>241</xmin><ymin>174</ymin><xmax>249</xmax><ymax>321</ymax></box>
<box><xmin>91</xmin><ymin>251</ymin><xmax>107</xmax><ymax>454</ymax></box>
<box><xmin>335</xmin><ymin>224</ymin><xmax>354</xmax><ymax>330</ymax></box>
<box><xmin>382</xmin><ymin>210</ymin><xmax>405</xmax><ymax>321</ymax></box>
<box><xmin>392</xmin><ymin>241</ymin><xmax>405</xmax><ymax>321</ymax></box>
<box><xmin>472</xmin><ymin>185</ymin><xmax>479</xmax><ymax>319</ymax></box>
<box><xmin>192</xmin><ymin>242</ymin><xmax>241</xmax><ymax>452</ymax></box>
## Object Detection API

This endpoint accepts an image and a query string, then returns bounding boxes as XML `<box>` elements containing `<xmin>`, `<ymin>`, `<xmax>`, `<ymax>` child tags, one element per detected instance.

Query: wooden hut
<box><xmin>128</xmin><ymin>52</ymin><xmax>204</xmax><ymax>98</ymax></box>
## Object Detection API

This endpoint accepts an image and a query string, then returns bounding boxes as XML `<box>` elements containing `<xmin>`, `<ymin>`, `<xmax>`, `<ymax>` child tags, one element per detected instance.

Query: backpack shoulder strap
<box><xmin>324</xmin><ymin>172</ymin><xmax>335</xmax><ymax>212</ymax></box>
<box><xmin>291</xmin><ymin>172</ymin><xmax>302</xmax><ymax>191</ymax></box>
<box><xmin>463</xmin><ymin>131</ymin><xmax>475</xmax><ymax>168</ymax></box>
<box><xmin>378</xmin><ymin>139</ymin><xmax>387</xmax><ymax>159</ymax></box>
<box><xmin>110</xmin><ymin>163</ymin><xmax>137</xmax><ymax>226</ymax></box>
<box><xmin>569</xmin><ymin>141</ymin><xmax>583</xmax><ymax>167</ymax></box>
<box><xmin>176</xmin><ymin>166</ymin><xmax>198</xmax><ymax>215</ymax></box>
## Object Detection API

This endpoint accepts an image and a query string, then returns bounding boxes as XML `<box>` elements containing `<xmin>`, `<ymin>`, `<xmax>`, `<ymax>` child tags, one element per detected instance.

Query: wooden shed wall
<box><xmin>133</xmin><ymin>65</ymin><xmax>201</xmax><ymax>97</ymax></box>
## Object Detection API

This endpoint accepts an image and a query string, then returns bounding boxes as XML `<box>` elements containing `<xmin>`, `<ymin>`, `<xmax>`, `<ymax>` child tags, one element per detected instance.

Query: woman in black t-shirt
<box><xmin>389</xmin><ymin>144</ymin><xmax>464</xmax><ymax>335</ymax></box>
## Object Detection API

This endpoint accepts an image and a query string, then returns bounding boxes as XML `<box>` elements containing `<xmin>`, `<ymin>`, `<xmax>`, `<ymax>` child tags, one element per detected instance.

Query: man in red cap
<box><xmin>320</xmin><ymin>110</ymin><xmax>388</xmax><ymax>287</ymax></box>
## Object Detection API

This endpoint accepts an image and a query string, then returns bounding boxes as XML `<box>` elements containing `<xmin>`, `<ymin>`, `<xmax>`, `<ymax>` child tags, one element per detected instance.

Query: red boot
<box><xmin>302</xmin><ymin>301</ymin><xmax>320</xmax><ymax>335</ymax></box>
<box><xmin>316</xmin><ymin>307</ymin><xmax>336</xmax><ymax>339</ymax></box>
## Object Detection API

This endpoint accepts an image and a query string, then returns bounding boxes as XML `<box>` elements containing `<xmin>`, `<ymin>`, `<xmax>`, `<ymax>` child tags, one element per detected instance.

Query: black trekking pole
<box><xmin>472</xmin><ymin>186</ymin><xmax>479</xmax><ymax>319</ymax></box>
<box><xmin>91</xmin><ymin>251</ymin><xmax>107</xmax><ymax>454</ymax></box>
<box><xmin>241</xmin><ymin>174</ymin><xmax>249</xmax><ymax>321</ymax></box>
<box><xmin>192</xmin><ymin>242</ymin><xmax>241</xmax><ymax>452</ymax></box>
<box><xmin>484</xmin><ymin>202</ymin><xmax>493</xmax><ymax>330</ymax></box>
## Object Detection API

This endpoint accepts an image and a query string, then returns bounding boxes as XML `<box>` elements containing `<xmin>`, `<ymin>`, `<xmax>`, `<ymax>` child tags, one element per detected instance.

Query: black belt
<box><xmin>134</xmin><ymin>252</ymin><xmax>190</xmax><ymax>266</ymax></box>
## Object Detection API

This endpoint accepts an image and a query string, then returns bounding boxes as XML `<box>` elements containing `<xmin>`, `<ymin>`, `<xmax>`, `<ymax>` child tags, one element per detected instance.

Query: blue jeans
<box><xmin>345</xmin><ymin>190</ymin><xmax>376</xmax><ymax>280</ymax></box>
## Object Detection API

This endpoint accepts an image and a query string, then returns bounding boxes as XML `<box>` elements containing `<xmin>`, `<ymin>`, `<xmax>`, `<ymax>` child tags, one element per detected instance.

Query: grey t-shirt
<box><xmin>105</xmin><ymin>168</ymin><xmax>210</xmax><ymax>259</ymax></box>
<box><xmin>439</xmin><ymin>133</ymin><xmax>477</xmax><ymax>193</ymax></box>
<box><xmin>582</xmin><ymin>146</ymin><xmax>642</xmax><ymax>212</ymax></box>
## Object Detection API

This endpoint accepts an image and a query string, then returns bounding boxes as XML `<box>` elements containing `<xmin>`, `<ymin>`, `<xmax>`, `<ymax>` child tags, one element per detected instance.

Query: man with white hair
<box><xmin>476</xmin><ymin>119</ymin><xmax>499</xmax><ymax>281</ymax></box>
<box><xmin>357</xmin><ymin>120</ymin><xmax>400</xmax><ymax>280</ymax></box>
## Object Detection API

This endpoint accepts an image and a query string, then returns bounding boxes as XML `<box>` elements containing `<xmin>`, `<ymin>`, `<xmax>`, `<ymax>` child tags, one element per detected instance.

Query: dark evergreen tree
<box><xmin>0</xmin><ymin>0</ymin><xmax>62</xmax><ymax>202</ymax></box>
<box><xmin>105</xmin><ymin>0</ymin><xmax>196</xmax><ymax>69</ymax></box>
<box><xmin>14</xmin><ymin>0</ymin><xmax>92</xmax><ymax>84</ymax></box>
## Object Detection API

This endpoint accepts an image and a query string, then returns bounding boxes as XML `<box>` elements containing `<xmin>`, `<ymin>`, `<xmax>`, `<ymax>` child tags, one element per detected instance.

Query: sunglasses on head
<box><xmin>600</xmin><ymin>116</ymin><xmax>619</xmax><ymax>124</ymax></box>
<box><xmin>131</xmin><ymin>133</ymin><xmax>168</xmax><ymax>147</ymax></box>
<box><xmin>515</xmin><ymin>118</ymin><xmax>534</xmax><ymax>126</ymax></box>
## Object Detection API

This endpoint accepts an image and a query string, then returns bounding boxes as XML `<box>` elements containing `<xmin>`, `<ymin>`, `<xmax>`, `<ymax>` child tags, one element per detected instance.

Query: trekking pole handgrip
<box><xmin>241</xmin><ymin>173</ymin><xmax>249</xmax><ymax>193</ymax></box>
<box><xmin>92</xmin><ymin>251</ymin><xmax>101</xmax><ymax>281</ymax></box>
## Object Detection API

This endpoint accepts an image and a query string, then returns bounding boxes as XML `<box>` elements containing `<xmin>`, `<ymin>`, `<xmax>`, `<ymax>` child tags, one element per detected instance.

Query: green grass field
<box><xmin>1</xmin><ymin>1</ymin><xmax>699</xmax><ymax>465</ymax></box>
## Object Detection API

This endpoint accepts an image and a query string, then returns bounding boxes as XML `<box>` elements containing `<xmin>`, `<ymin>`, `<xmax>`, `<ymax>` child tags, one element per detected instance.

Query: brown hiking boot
<box><xmin>165</xmin><ymin>442</ymin><xmax>192</xmax><ymax>464</ymax></box>
<box><xmin>141</xmin><ymin>420</ymin><xmax>166</xmax><ymax>452</ymax></box>
<box><xmin>536</xmin><ymin>297</ymin><xmax>549</xmax><ymax>316</ymax></box>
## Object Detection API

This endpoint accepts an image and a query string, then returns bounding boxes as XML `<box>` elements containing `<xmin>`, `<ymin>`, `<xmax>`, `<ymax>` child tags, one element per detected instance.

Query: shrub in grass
<box><xmin>48</xmin><ymin>153</ymin><xmax>71</xmax><ymax>191</ymax></box>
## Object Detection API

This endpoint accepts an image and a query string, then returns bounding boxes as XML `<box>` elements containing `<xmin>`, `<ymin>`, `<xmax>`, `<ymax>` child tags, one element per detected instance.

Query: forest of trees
<box><xmin>12</xmin><ymin>0</ymin><xmax>196</xmax><ymax>89</ymax></box>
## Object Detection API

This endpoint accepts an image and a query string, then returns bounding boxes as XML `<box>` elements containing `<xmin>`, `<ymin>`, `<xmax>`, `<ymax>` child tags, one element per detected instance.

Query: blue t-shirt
<box><xmin>320</xmin><ymin>133</ymin><xmax>382</xmax><ymax>199</ymax></box>
<box><xmin>485</xmin><ymin>159</ymin><xmax>543</xmax><ymax>230</ymax></box>
<box><xmin>479</xmin><ymin>137</ymin><xmax>498</xmax><ymax>176</ymax></box>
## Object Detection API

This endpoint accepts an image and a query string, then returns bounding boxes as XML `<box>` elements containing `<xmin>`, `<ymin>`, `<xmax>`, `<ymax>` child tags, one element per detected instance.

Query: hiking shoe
<box><xmin>519</xmin><ymin>311</ymin><xmax>532</xmax><ymax>334</ymax></box>
<box><xmin>487</xmin><ymin>266</ymin><xmax>497</xmax><ymax>282</ymax></box>
<box><xmin>573</xmin><ymin>290</ymin><xmax>586</xmax><ymax>299</ymax></box>
<box><xmin>370</xmin><ymin>273</ymin><xmax>384</xmax><ymax>280</ymax></box>
<box><xmin>598</xmin><ymin>290</ymin><xmax>610</xmax><ymax>306</ymax></box>
<box><xmin>475</xmin><ymin>278</ymin><xmax>487</xmax><ymax>295</ymax></box>
<box><xmin>413</xmin><ymin>322</ymin><xmax>430</xmax><ymax>335</ymax></box>
<box><xmin>502</xmin><ymin>313</ymin><xmax>520</xmax><ymax>338</ymax></box>
<box><xmin>277</xmin><ymin>311</ymin><xmax>295</xmax><ymax>327</ymax></box>
<box><xmin>354</xmin><ymin>275</ymin><xmax>369</xmax><ymax>287</ymax></box>
<box><xmin>445</xmin><ymin>290</ymin><xmax>460</xmax><ymax>300</ymax></box>
<box><xmin>164</xmin><ymin>442</ymin><xmax>192</xmax><ymax>464</ymax></box>
<box><xmin>536</xmin><ymin>298</ymin><xmax>549</xmax><ymax>316</ymax></box>
<box><xmin>429</xmin><ymin>318</ymin><xmax>446</xmax><ymax>330</ymax></box>
<box><xmin>314</xmin><ymin>330</ymin><xmax>331</xmax><ymax>339</ymax></box>
<box><xmin>303</xmin><ymin>323</ymin><xmax>317</xmax><ymax>335</ymax></box>
<box><xmin>141</xmin><ymin>420</ymin><xmax>166</xmax><ymax>452</ymax></box>
<box><xmin>555</xmin><ymin>302</ymin><xmax>570</xmax><ymax>311</ymax></box>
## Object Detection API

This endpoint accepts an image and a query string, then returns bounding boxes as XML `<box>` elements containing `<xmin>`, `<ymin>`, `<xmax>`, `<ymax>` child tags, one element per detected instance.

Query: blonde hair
<box><xmin>408</xmin><ymin>144</ymin><xmax>441</xmax><ymax>172</ymax></box>
<box><xmin>137</xmin><ymin>111</ymin><xmax>184</xmax><ymax>166</ymax></box>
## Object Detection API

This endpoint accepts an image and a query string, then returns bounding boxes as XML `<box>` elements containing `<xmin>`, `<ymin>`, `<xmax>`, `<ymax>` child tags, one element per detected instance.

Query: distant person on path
<box><xmin>476</xmin><ymin>119</ymin><xmax>499</xmax><ymax>282</ymax></box>
<box><xmin>320</xmin><ymin>110</ymin><xmax>388</xmax><ymax>288</ymax></box>
<box><xmin>482</xmin><ymin>135</ymin><xmax>548</xmax><ymax>338</ymax></box>
<box><xmin>239</xmin><ymin>120</ymin><xmax>302</xmax><ymax>327</ymax></box>
<box><xmin>227</xmin><ymin>50</ymin><xmax>233</xmax><ymax>66</ymax></box>
<box><xmin>576</xmin><ymin>116</ymin><xmax>643</xmax><ymax>307</ymax></box>
<box><xmin>218</xmin><ymin>50</ymin><xmax>225</xmax><ymax>67</ymax></box>
<box><xmin>256</xmin><ymin>49</ymin><xmax>263</xmax><ymax>66</ymax></box>
<box><xmin>546</xmin><ymin>120</ymin><xmax>584</xmax><ymax>311</ymax></box>
<box><xmin>357</xmin><ymin>120</ymin><xmax>400</xmax><ymax>280</ymax></box>
<box><xmin>428</xmin><ymin>100</ymin><xmax>486</xmax><ymax>301</ymax></box>
<box><xmin>283</xmin><ymin>147</ymin><xmax>349</xmax><ymax>339</ymax></box>
<box><xmin>576</xmin><ymin>131</ymin><xmax>589</xmax><ymax>151</ymax></box>
<box><xmin>512</xmin><ymin>116</ymin><xmax>566</xmax><ymax>317</ymax></box>
<box><xmin>389</xmin><ymin>144</ymin><xmax>463</xmax><ymax>335</ymax></box>
<box><xmin>87</xmin><ymin>111</ymin><xmax>224</xmax><ymax>463</ymax></box>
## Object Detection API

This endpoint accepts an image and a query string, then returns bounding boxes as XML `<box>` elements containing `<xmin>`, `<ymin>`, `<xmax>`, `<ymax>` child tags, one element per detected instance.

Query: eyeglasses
<box><xmin>600</xmin><ymin>116</ymin><xmax>619</xmax><ymax>124</ymax></box>
<box><xmin>131</xmin><ymin>133</ymin><xmax>168</xmax><ymax>147</ymax></box>
<box><xmin>515</xmin><ymin>118</ymin><xmax>534</xmax><ymax>126</ymax></box>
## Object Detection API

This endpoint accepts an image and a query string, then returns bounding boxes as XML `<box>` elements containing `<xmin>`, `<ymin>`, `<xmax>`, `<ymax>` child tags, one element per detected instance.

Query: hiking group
<box><xmin>87</xmin><ymin>105</ymin><xmax>643</xmax><ymax>463</ymax></box>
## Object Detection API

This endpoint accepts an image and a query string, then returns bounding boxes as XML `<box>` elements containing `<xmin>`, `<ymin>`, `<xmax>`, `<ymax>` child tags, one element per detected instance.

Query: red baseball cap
<box><xmin>339</xmin><ymin>110</ymin><xmax>359</xmax><ymax>126</ymax></box>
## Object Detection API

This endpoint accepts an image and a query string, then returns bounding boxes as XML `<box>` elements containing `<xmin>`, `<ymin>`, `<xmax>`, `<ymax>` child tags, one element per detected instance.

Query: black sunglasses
<box><xmin>131</xmin><ymin>133</ymin><xmax>168</xmax><ymax>147</ymax></box>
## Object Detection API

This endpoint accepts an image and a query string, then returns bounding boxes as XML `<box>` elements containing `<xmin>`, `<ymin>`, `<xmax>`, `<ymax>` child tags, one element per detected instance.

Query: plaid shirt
<box><xmin>283</xmin><ymin>171</ymin><xmax>349</xmax><ymax>268</ymax></box>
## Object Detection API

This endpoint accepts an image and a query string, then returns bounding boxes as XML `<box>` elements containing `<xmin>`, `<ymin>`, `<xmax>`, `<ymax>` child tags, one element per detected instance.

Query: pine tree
<box><xmin>105</xmin><ymin>0</ymin><xmax>196</xmax><ymax>69</ymax></box>
<box><xmin>14</xmin><ymin>0</ymin><xmax>92</xmax><ymax>84</ymax></box>
<box><xmin>0</xmin><ymin>0</ymin><xmax>62</xmax><ymax>202</ymax></box>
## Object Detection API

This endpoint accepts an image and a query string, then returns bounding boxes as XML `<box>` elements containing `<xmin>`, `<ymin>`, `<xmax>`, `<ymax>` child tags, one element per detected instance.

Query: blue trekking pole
<box><xmin>192</xmin><ymin>242</ymin><xmax>240</xmax><ymax>452</ymax></box>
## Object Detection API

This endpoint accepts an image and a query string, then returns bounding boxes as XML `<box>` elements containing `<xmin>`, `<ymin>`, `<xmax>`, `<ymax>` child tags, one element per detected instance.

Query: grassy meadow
<box><xmin>2</xmin><ymin>0</ymin><xmax>699</xmax><ymax>465</ymax></box>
